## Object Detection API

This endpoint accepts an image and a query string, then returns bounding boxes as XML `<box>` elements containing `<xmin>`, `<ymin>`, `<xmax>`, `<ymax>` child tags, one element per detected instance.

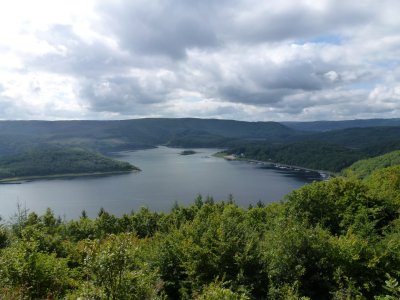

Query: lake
<box><xmin>0</xmin><ymin>147</ymin><xmax>321</xmax><ymax>220</ymax></box>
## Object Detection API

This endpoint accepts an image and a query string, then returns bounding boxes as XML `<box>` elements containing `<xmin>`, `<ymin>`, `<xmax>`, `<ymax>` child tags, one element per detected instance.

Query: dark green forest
<box><xmin>221</xmin><ymin>141</ymin><xmax>366</xmax><ymax>172</ymax></box>
<box><xmin>1</xmin><ymin>162</ymin><xmax>400</xmax><ymax>299</ymax></box>
<box><xmin>0</xmin><ymin>147</ymin><xmax>138</xmax><ymax>181</ymax></box>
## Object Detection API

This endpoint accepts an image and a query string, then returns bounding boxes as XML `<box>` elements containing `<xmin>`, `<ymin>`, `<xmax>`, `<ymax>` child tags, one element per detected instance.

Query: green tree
<box><xmin>75</xmin><ymin>233</ymin><xmax>164</xmax><ymax>300</ymax></box>
<box><xmin>0</xmin><ymin>239</ymin><xmax>72</xmax><ymax>299</ymax></box>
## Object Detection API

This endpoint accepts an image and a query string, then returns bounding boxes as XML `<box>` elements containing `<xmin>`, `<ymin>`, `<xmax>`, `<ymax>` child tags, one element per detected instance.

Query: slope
<box><xmin>0</xmin><ymin>147</ymin><xmax>139</xmax><ymax>181</ymax></box>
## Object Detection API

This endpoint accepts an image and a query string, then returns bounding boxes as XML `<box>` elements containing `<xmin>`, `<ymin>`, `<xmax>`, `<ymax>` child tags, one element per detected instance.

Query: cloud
<box><xmin>95</xmin><ymin>0</ymin><xmax>222</xmax><ymax>60</ymax></box>
<box><xmin>324</xmin><ymin>71</ymin><xmax>339</xmax><ymax>82</ymax></box>
<box><xmin>94</xmin><ymin>0</ymin><xmax>376</xmax><ymax>58</ymax></box>
<box><xmin>80</xmin><ymin>75</ymin><xmax>172</xmax><ymax>113</ymax></box>
<box><xmin>0</xmin><ymin>0</ymin><xmax>399</xmax><ymax>120</ymax></box>
<box><xmin>31</xmin><ymin>24</ymin><xmax>133</xmax><ymax>77</ymax></box>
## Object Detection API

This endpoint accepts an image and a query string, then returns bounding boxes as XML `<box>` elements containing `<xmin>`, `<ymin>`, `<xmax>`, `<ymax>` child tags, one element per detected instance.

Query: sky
<box><xmin>0</xmin><ymin>0</ymin><xmax>399</xmax><ymax>121</ymax></box>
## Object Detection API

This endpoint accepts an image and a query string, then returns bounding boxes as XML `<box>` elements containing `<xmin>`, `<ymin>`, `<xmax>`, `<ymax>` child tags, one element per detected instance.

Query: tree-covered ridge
<box><xmin>0</xmin><ymin>147</ymin><xmax>139</xmax><ymax>181</ymax></box>
<box><xmin>0</xmin><ymin>165</ymin><xmax>399</xmax><ymax>299</ymax></box>
<box><xmin>310</xmin><ymin>126</ymin><xmax>400</xmax><ymax>153</ymax></box>
<box><xmin>342</xmin><ymin>150</ymin><xmax>400</xmax><ymax>179</ymax></box>
<box><xmin>283</xmin><ymin>118</ymin><xmax>400</xmax><ymax>132</ymax></box>
<box><xmin>222</xmin><ymin>141</ymin><xmax>366</xmax><ymax>172</ymax></box>
<box><xmin>1</xmin><ymin>118</ymin><xmax>399</xmax><ymax>156</ymax></box>
<box><xmin>0</xmin><ymin>118</ymin><xmax>299</xmax><ymax>156</ymax></box>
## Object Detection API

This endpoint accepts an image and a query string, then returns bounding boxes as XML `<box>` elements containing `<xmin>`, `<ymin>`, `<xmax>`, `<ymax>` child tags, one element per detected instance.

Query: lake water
<box><xmin>0</xmin><ymin>147</ymin><xmax>321</xmax><ymax>220</ymax></box>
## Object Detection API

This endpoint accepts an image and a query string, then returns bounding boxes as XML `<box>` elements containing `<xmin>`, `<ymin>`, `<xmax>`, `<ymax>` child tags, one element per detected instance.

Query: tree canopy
<box><xmin>1</xmin><ymin>163</ymin><xmax>399</xmax><ymax>299</ymax></box>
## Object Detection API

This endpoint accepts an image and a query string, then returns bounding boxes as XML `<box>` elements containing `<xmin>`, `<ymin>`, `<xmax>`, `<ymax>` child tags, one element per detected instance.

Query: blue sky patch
<box><xmin>294</xmin><ymin>34</ymin><xmax>346</xmax><ymax>45</ymax></box>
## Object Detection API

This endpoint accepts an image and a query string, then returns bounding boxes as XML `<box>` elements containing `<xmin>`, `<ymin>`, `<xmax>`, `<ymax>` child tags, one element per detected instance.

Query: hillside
<box><xmin>1</xmin><ymin>119</ymin><xmax>400</xmax><ymax>174</ymax></box>
<box><xmin>283</xmin><ymin>118</ymin><xmax>400</xmax><ymax>132</ymax></box>
<box><xmin>0</xmin><ymin>118</ymin><xmax>300</xmax><ymax>156</ymax></box>
<box><xmin>342</xmin><ymin>150</ymin><xmax>400</xmax><ymax>179</ymax></box>
<box><xmin>0</xmin><ymin>147</ymin><xmax>139</xmax><ymax>181</ymax></box>
<box><xmin>1</xmin><ymin>118</ymin><xmax>400</xmax><ymax>155</ymax></box>
<box><xmin>309</xmin><ymin>127</ymin><xmax>400</xmax><ymax>151</ymax></box>
<box><xmin>222</xmin><ymin>141</ymin><xmax>366</xmax><ymax>172</ymax></box>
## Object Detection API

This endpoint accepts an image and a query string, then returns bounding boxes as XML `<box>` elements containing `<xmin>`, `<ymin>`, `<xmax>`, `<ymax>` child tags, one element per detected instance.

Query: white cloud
<box><xmin>0</xmin><ymin>0</ymin><xmax>399</xmax><ymax>120</ymax></box>
<box><xmin>324</xmin><ymin>71</ymin><xmax>339</xmax><ymax>82</ymax></box>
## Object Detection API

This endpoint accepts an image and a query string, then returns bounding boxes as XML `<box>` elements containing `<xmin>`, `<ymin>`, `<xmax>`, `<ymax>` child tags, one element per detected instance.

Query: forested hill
<box><xmin>1</xmin><ymin>118</ymin><xmax>400</xmax><ymax>156</ymax></box>
<box><xmin>221</xmin><ymin>141</ymin><xmax>366</xmax><ymax>172</ymax></box>
<box><xmin>342</xmin><ymin>150</ymin><xmax>400</xmax><ymax>179</ymax></box>
<box><xmin>1</xmin><ymin>118</ymin><xmax>400</xmax><ymax>173</ymax></box>
<box><xmin>309</xmin><ymin>126</ymin><xmax>400</xmax><ymax>153</ymax></box>
<box><xmin>0</xmin><ymin>118</ymin><xmax>299</xmax><ymax>156</ymax></box>
<box><xmin>220</xmin><ymin>125</ymin><xmax>400</xmax><ymax>172</ymax></box>
<box><xmin>283</xmin><ymin>118</ymin><xmax>400</xmax><ymax>132</ymax></box>
<box><xmin>0</xmin><ymin>160</ymin><xmax>399</xmax><ymax>299</ymax></box>
<box><xmin>0</xmin><ymin>147</ymin><xmax>138</xmax><ymax>181</ymax></box>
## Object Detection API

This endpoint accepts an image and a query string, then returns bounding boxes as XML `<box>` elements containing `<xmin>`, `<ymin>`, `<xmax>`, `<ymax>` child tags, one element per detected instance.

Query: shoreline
<box><xmin>217</xmin><ymin>153</ymin><xmax>335</xmax><ymax>179</ymax></box>
<box><xmin>0</xmin><ymin>169</ymin><xmax>139</xmax><ymax>184</ymax></box>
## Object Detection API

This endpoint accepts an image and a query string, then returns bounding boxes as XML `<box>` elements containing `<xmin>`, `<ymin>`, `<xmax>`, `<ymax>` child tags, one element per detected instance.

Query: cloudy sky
<box><xmin>0</xmin><ymin>0</ymin><xmax>399</xmax><ymax>121</ymax></box>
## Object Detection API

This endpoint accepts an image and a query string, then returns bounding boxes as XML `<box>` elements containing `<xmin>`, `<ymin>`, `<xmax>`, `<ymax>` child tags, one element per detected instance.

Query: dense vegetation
<box><xmin>0</xmin><ymin>147</ymin><xmax>138</xmax><ymax>181</ymax></box>
<box><xmin>342</xmin><ymin>150</ymin><xmax>400</xmax><ymax>179</ymax></box>
<box><xmin>222</xmin><ymin>141</ymin><xmax>366</xmax><ymax>172</ymax></box>
<box><xmin>0</xmin><ymin>162</ymin><xmax>399</xmax><ymax>299</ymax></box>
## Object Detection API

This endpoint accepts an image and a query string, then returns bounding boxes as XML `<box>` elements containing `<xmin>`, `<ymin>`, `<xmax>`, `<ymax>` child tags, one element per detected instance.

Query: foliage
<box><xmin>1</xmin><ymin>164</ymin><xmax>400</xmax><ymax>299</ymax></box>
<box><xmin>374</xmin><ymin>274</ymin><xmax>400</xmax><ymax>300</ymax></box>
<box><xmin>342</xmin><ymin>150</ymin><xmax>400</xmax><ymax>179</ymax></box>
<box><xmin>196</xmin><ymin>280</ymin><xmax>250</xmax><ymax>300</ymax></box>
<box><xmin>72</xmin><ymin>234</ymin><xmax>164</xmax><ymax>300</ymax></box>
<box><xmin>0</xmin><ymin>239</ymin><xmax>73</xmax><ymax>299</ymax></box>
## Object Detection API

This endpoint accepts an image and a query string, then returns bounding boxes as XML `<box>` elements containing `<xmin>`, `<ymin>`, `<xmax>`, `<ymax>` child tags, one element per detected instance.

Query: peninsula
<box><xmin>0</xmin><ymin>147</ymin><xmax>140</xmax><ymax>183</ymax></box>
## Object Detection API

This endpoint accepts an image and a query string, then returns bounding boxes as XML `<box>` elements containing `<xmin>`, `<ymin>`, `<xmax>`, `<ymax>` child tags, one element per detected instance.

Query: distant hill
<box><xmin>0</xmin><ymin>118</ymin><xmax>299</xmax><ymax>156</ymax></box>
<box><xmin>0</xmin><ymin>147</ymin><xmax>139</xmax><ymax>181</ymax></box>
<box><xmin>309</xmin><ymin>127</ymin><xmax>400</xmax><ymax>154</ymax></box>
<box><xmin>342</xmin><ymin>150</ymin><xmax>400</xmax><ymax>179</ymax></box>
<box><xmin>221</xmin><ymin>125</ymin><xmax>400</xmax><ymax>172</ymax></box>
<box><xmin>282</xmin><ymin>118</ymin><xmax>400</xmax><ymax>132</ymax></box>
<box><xmin>1</xmin><ymin>118</ymin><xmax>400</xmax><ymax>173</ymax></box>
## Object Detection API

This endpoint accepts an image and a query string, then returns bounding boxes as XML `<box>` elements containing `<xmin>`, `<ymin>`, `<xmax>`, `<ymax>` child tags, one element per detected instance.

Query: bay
<box><xmin>0</xmin><ymin>147</ymin><xmax>320</xmax><ymax>220</ymax></box>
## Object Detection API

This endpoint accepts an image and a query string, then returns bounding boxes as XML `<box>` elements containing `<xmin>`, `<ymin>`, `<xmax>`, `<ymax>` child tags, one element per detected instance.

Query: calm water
<box><xmin>0</xmin><ymin>147</ymin><xmax>320</xmax><ymax>219</ymax></box>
